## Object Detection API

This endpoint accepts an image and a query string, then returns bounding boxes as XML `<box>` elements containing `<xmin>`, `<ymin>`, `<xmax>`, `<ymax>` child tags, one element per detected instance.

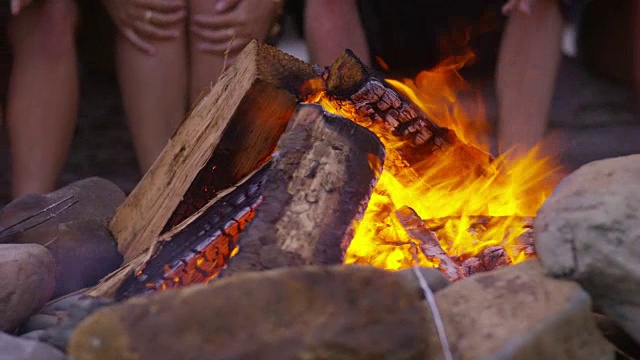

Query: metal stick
<box><xmin>410</xmin><ymin>243</ymin><xmax>454</xmax><ymax>360</ymax></box>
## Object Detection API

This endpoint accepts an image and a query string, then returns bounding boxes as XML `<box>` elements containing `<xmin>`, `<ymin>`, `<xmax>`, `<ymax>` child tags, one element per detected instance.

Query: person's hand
<box><xmin>10</xmin><ymin>0</ymin><xmax>33</xmax><ymax>15</ymax></box>
<box><xmin>502</xmin><ymin>0</ymin><xmax>534</xmax><ymax>15</ymax></box>
<box><xmin>190</xmin><ymin>0</ymin><xmax>283</xmax><ymax>55</ymax></box>
<box><xmin>103</xmin><ymin>0</ymin><xmax>187</xmax><ymax>55</ymax></box>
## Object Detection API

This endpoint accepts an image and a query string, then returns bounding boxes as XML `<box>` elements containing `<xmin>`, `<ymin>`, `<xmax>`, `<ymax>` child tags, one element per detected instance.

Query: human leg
<box><xmin>7</xmin><ymin>0</ymin><xmax>79</xmax><ymax>197</ymax></box>
<box><xmin>188</xmin><ymin>0</ymin><xmax>282</xmax><ymax>104</ymax></box>
<box><xmin>107</xmin><ymin>0</ymin><xmax>189</xmax><ymax>172</ymax></box>
<box><xmin>496</xmin><ymin>0</ymin><xmax>563</xmax><ymax>155</ymax></box>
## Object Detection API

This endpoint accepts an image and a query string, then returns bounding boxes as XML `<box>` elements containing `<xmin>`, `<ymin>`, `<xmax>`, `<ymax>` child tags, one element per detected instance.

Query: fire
<box><xmin>311</xmin><ymin>54</ymin><xmax>558</xmax><ymax>277</ymax></box>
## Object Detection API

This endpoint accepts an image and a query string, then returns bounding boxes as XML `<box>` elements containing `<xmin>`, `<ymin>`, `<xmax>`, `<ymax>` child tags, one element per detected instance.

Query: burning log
<box><xmin>217</xmin><ymin>104</ymin><xmax>385</xmax><ymax>277</ymax></box>
<box><xmin>395</xmin><ymin>206</ymin><xmax>464</xmax><ymax>281</ymax></box>
<box><xmin>114</xmin><ymin>164</ymin><xmax>271</xmax><ymax>300</ymax></box>
<box><xmin>461</xmin><ymin>246</ymin><xmax>512</xmax><ymax>277</ymax></box>
<box><xmin>109</xmin><ymin>41</ymin><xmax>319</xmax><ymax>264</ymax></box>
<box><xmin>314</xmin><ymin>50</ymin><xmax>493</xmax><ymax>170</ymax></box>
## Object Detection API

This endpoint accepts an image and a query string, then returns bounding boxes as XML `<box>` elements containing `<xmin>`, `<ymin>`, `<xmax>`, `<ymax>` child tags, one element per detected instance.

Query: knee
<box><xmin>9</xmin><ymin>0</ymin><xmax>79</xmax><ymax>57</ymax></box>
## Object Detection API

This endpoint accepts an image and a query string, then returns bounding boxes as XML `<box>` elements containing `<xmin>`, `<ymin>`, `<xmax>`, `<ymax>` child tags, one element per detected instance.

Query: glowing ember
<box><xmin>310</xmin><ymin>53</ymin><xmax>559</xmax><ymax>277</ymax></box>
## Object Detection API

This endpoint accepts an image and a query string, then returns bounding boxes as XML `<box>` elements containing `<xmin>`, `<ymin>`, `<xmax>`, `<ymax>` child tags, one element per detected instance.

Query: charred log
<box><xmin>395</xmin><ymin>206</ymin><xmax>464</xmax><ymax>281</ymax></box>
<box><xmin>114</xmin><ymin>164</ymin><xmax>271</xmax><ymax>300</ymax></box>
<box><xmin>217</xmin><ymin>104</ymin><xmax>385</xmax><ymax>277</ymax></box>
<box><xmin>317</xmin><ymin>50</ymin><xmax>493</xmax><ymax>170</ymax></box>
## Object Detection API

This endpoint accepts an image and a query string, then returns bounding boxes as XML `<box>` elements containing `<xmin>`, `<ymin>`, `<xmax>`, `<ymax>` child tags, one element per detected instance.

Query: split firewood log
<box><xmin>109</xmin><ymin>41</ymin><xmax>319</xmax><ymax>264</ymax></box>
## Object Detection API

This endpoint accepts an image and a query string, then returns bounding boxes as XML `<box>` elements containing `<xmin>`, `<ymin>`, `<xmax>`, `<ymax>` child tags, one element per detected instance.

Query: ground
<box><xmin>0</xmin><ymin>18</ymin><xmax>638</xmax><ymax>204</ymax></box>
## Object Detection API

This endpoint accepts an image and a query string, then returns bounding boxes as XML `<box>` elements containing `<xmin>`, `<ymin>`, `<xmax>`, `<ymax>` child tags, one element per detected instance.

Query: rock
<box><xmin>535</xmin><ymin>155</ymin><xmax>640</xmax><ymax>343</ymax></box>
<box><xmin>0</xmin><ymin>178</ymin><xmax>125</xmax><ymax>298</ymax></box>
<box><xmin>434</xmin><ymin>260</ymin><xmax>614</xmax><ymax>360</ymax></box>
<box><xmin>0</xmin><ymin>244</ymin><xmax>56</xmax><ymax>331</ymax></box>
<box><xmin>0</xmin><ymin>332</ymin><xmax>66</xmax><ymax>360</ymax></box>
<box><xmin>68</xmin><ymin>265</ymin><xmax>445</xmax><ymax>360</ymax></box>
<box><xmin>0</xmin><ymin>177</ymin><xmax>125</xmax><ymax>232</ymax></box>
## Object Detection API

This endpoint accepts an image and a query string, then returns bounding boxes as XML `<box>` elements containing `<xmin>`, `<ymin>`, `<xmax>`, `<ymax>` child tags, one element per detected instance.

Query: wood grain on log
<box><xmin>110</xmin><ymin>41</ymin><xmax>319</xmax><ymax>263</ymax></box>
<box><xmin>217</xmin><ymin>104</ymin><xmax>385</xmax><ymax>277</ymax></box>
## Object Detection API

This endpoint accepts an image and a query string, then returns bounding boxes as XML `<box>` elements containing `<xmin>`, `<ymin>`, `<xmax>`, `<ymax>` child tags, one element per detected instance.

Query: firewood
<box><xmin>114</xmin><ymin>163</ymin><xmax>271</xmax><ymax>300</ymax></box>
<box><xmin>109</xmin><ymin>41</ymin><xmax>319</xmax><ymax>263</ymax></box>
<box><xmin>395</xmin><ymin>206</ymin><xmax>464</xmax><ymax>281</ymax></box>
<box><xmin>316</xmin><ymin>50</ymin><xmax>493</xmax><ymax>170</ymax></box>
<box><xmin>217</xmin><ymin>103</ymin><xmax>385</xmax><ymax>277</ymax></box>
<box><xmin>89</xmin><ymin>165</ymin><xmax>270</xmax><ymax>299</ymax></box>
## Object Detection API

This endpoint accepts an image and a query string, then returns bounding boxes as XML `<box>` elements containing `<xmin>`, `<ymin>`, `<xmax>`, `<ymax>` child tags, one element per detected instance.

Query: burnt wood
<box><xmin>115</xmin><ymin>164</ymin><xmax>271</xmax><ymax>300</ymax></box>
<box><xmin>317</xmin><ymin>50</ymin><xmax>494</xmax><ymax>177</ymax></box>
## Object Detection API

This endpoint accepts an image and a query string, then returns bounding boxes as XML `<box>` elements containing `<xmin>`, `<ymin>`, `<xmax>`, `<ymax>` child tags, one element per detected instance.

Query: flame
<box><xmin>312</xmin><ymin>54</ymin><xmax>559</xmax><ymax>277</ymax></box>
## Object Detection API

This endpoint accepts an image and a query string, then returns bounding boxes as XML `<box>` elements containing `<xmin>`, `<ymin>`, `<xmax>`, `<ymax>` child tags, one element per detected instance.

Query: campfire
<box><xmin>8</xmin><ymin>40</ymin><xmax>637</xmax><ymax>360</ymax></box>
<box><xmin>88</xmin><ymin>41</ymin><xmax>558</xmax><ymax>300</ymax></box>
<box><xmin>308</xmin><ymin>51</ymin><xmax>556</xmax><ymax>278</ymax></box>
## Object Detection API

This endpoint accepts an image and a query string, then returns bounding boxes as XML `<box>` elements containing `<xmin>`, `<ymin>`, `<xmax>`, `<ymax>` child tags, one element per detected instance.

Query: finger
<box><xmin>519</xmin><ymin>0</ymin><xmax>532</xmax><ymax>14</ymax></box>
<box><xmin>134</xmin><ymin>0</ymin><xmax>186</xmax><ymax>13</ymax></box>
<box><xmin>190</xmin><ymin>24</ymin><xmax>237</xmax><ymax>44</ymax></box>
<box><xmin>134</xmin><ymin>20</ymin><xmax>181</xmax><ymax>40</ymax></box>
<box><xmin>191</xmin><ymin>13</ymin><xmax>244</xmax><ymax>30</ymax></box>
<box><xmin>215</xmin><ymin>0</ymin><xmax>242</xmax><ymax>12</ymax></box>
<box><xmin>144</xmin><ymin>8</ymin><xmax>186</xmax><ymax>27</ymax></box>
<box><xmin>122</xmin><ymin>27</ymin><xmax>157</xmax><ymax>55</ymax></box>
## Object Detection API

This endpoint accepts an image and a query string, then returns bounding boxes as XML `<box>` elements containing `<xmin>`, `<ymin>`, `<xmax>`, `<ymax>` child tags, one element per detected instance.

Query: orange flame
<box><xmin>313</xmin><ymin>54</ymin><xmax>559</xmax><ymax>275</ymax></box>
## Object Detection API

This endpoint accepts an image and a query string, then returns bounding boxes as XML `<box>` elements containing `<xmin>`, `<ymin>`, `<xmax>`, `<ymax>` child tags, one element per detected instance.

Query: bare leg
<box><xmin>188</xmin><ymin>0</ymin><xmax>239</xmax><ymax>105</ymax></box>
<box><xmin>7</xmin><ymin>1</ymin><xmax>79</xmax><ymax>198</ymax></box>
<box><xmin>304</xmin><ymin>0</ymin><xmax>370</xmax><ymax>67</ymax></box>
<box><xmin>188</xmin><ymin>0</ymin><xmax>281</xmax><ymax>104</ymax></box>
<box><xmin>496</xmin><ymin>0</ymin><xmax>563</xmax><ymax>156</ymax></box>
<box><xmin>116</xmin><ymin>16</ymin><xmax>188</xmax><ymax>172</ymax></box>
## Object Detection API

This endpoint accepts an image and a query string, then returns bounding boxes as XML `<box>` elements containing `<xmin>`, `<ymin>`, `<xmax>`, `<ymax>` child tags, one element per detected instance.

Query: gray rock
<box><xmin>535</xmin><ymin>155</ymin><xmax>640</xmax><ymax>343</ymax></box>
<box><xmin>0</xmin><ymin>178</ymin><xmax>124</xmax><ymax>298</ymax></box>
<box><xmin>434</xmin><ymin>260</ymin><xmax>614</xmax><ymax>360</ymax></box>
<box><xmin>68</xmin><ymin>265</ymin><xmax>439</xmax><ymax>360</ymax></box>
<box><xmin>0</xmin><ymin>332</ymin><xmax>66</xmax><ymax>360</ymax></box>
<box><xmin>0</xmin><ymin>244</ymin><xmax>56</xmax><ymax>331</ymax></box>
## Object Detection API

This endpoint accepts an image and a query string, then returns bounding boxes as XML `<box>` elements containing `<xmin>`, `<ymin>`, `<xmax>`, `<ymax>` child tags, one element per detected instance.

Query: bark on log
<box><xmin>217</xmin><ymin>103</ymin><xmax>385</xmax><ymax>277</ymax></box>
<box><xmin>109</xmin><ymin>41</ymin><xmax>319</xmax><ymax>263</ymax></box>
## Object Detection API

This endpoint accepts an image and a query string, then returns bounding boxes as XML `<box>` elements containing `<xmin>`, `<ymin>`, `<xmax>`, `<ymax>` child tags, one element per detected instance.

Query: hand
<box><xmin>10</xmin><ymin>0</ymin><xmax>33</xmax><ymax>15</ymax></box>
<box><xmin>103</xmin><ymin>0</ymin><xmax>187</xmax><ymax>55</ymax></box>
<box><xmin>502</xmin><ymin>0</ymin><xmax>534</xmax><ymax>15</ymax></box>
<box><xmin>190</xmin><ymin>0</ymin><xmax>283</xmax><ymax>55</ymax></box>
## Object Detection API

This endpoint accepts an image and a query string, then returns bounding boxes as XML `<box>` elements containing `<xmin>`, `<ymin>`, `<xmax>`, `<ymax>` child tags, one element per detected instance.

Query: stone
<box><xmin>0</xmin><ymin>177</ymin><xmax>125</xmax><ymax>233</ymax></box>
<box><xmin>434</xmin><ymin>260</ymin><xmax>614</xmax><ymax>360</ymax></box>
<box><xmin>0</xmin><ymin>244</ymin><xmax>56</xmax><ymax>331</ymax></box>
<box><xmin>0</xmin><ymin>178</ymin><xmax>125</xmax><ymax>298</ymax></box>
<box><xmin>535</xmin><ymin>155</ymin><xmax>640</xmax><ymax>343</ymax></box>
<box><xmin>68</xmin><ymin>265</ymin><xmax>447</xmax><ymax>360</ymax></box>
<box><xmin>0</xmin><ymin>332</ymin><xmax>66</xmax><ymax>360</ymax></box>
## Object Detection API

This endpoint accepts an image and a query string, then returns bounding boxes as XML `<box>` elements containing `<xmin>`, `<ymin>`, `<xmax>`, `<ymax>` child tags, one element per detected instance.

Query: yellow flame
<box><xmin>313</xmin><ymin>56</ymin><xmax>559</xmax><ymax>275</ymax></box>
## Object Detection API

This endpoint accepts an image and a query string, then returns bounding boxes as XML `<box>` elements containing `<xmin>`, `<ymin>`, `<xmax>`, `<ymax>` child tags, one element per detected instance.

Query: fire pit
<box><xmin>81</xmin><ymin>41</ymin><xmax>558</xmax><ymax>301</ymax></box>
<box><xmin>9</xmin><ymin>40</ymin><xmax>638</xmax><ymax>360</ymax></box>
